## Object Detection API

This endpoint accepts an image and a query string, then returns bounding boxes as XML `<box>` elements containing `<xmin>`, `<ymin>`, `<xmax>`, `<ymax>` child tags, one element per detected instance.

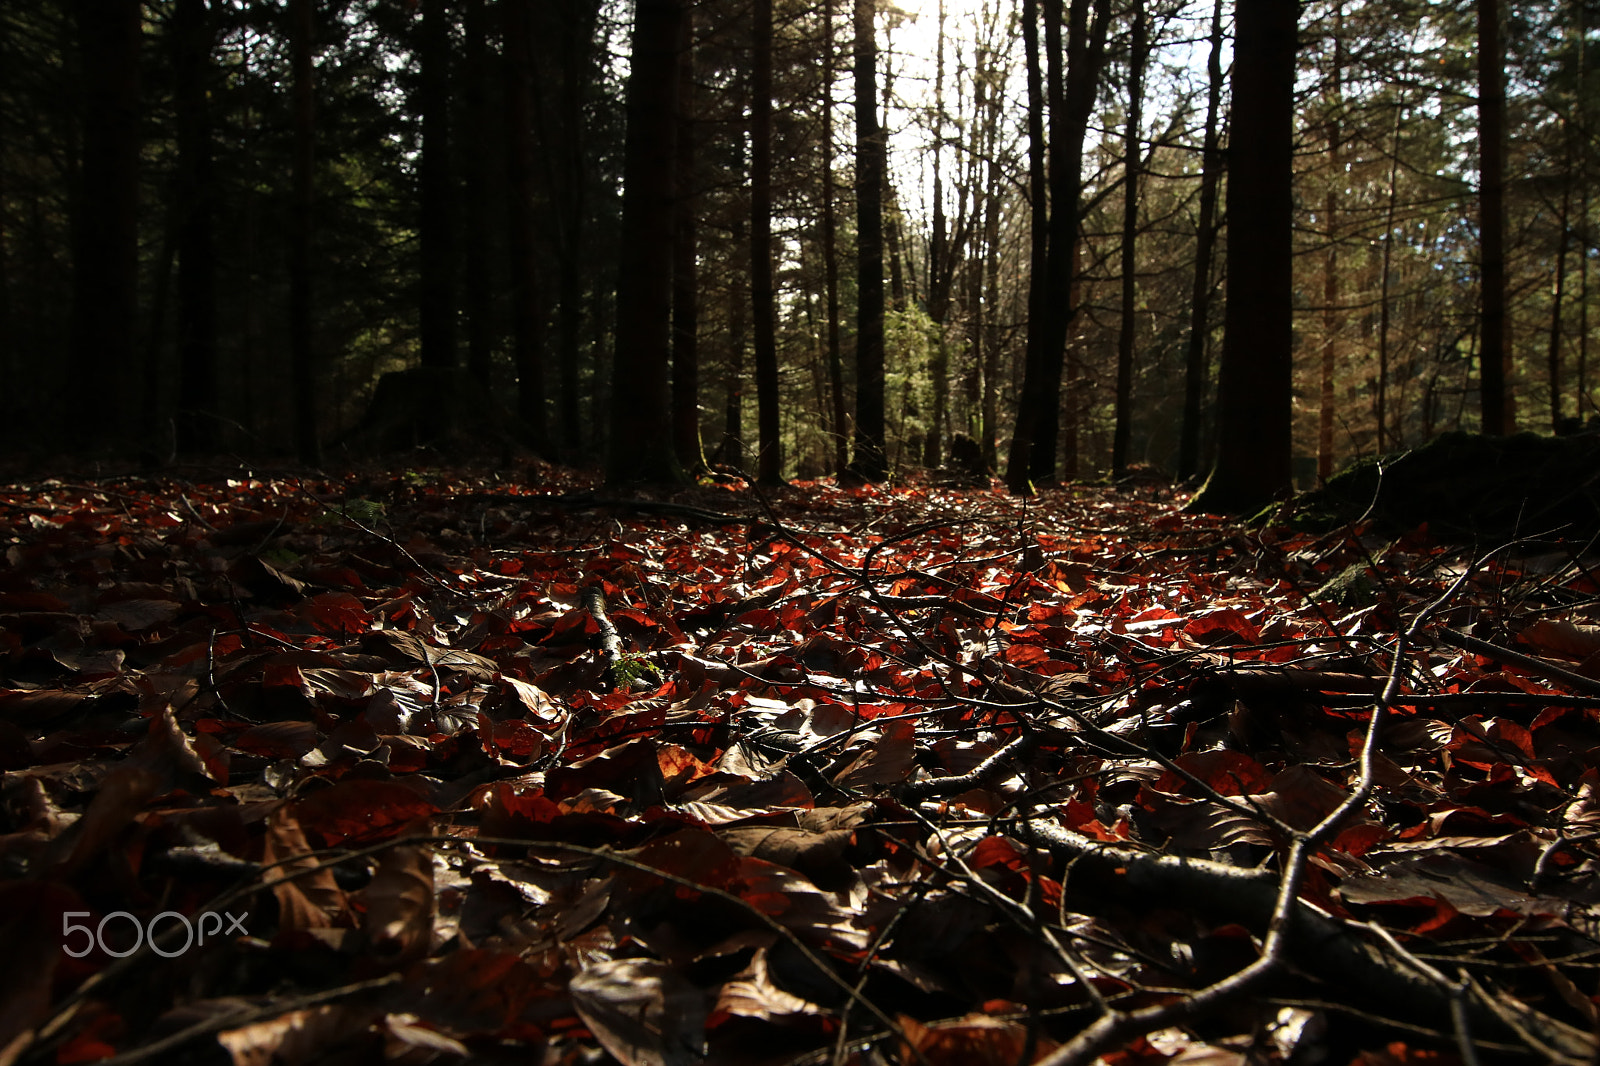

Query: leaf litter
<box><xmin>1</xmin><ymin>464</ymin><xmax>1599</xmax><ymax>1064</ymax></box>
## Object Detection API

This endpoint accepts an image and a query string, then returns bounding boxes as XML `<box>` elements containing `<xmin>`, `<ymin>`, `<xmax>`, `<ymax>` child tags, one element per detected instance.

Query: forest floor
<box><xmin>2</xmin><ymin>461</ymin><xmax>1599</xmax><ymax>1065</ymax></box>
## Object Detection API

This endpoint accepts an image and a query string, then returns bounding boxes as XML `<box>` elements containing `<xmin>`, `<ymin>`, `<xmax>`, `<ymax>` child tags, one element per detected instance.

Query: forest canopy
<box><xmin>0</xmin><ymin>0</ymin><xmax>1594</xmax><ymax>507</ymax></box>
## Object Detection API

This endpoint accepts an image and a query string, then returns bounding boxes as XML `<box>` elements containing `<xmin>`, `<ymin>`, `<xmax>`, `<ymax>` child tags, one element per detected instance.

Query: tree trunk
<box><xmin>1188</xmin><ymin>0</ymin><xmax>1297</xmax><ymax>514</ymax></box>
<box><xmin>752</xmin><ymin>0</ymin><xmax>782</xmax><ymax>484</ymax></box>
<box><xmin>672</xmin><ymin>12</ymin><xmax>702</xmax><ymax>473</ymax></box>
<box><xmin>289</xmin><ymin>0</ymin><xmax>320</xmax><ymax>463</ymax></box>
<box><xmin>418</xmin><ymin>0</ymin><xmax>456</xmax><ymax>370</ymax></box>
<box><xmin>1374</xmin><ymin>103</ymin><xmax>1403</xmax><ymax>452</ymax></box>
<box><xmin>608</xmin><ymin>0</ymin><xmax>688</xmax><ymax>485</ymax></box>
<box><xmin>1007</xmin><ymin>0</ymin><xmax>1049</xmax><ymax>493</ymax></box>
<box><xmin>925</xmin><ymin>0</ymin><xmax>950</xmax><ymax>469</ymax></box>
<box><xmin>502</xmin><ymin>0</ymin><xmax>548</xmax><ymax>444</ymax></box>
<box><xmin>1317</xmin><ymin>3</ymin><xmax>1342</xmax><ymax>482</ymax></box>
<box><xmin>71</xmin><ymin>0</ymin><xmax>142</xmax><ymax>448</ymax></box>
<box><xmin>978</xmin><ymin>26</ymin><xmax>1005</xmax><ymax>471</ymax></box>
<box><xmin>821</xmin><ymin>0</ymin><xmax>848</xmax><ymax>474</ymax></box>
<box><xmin>462</xmin><ymin>0</ymin><xmax>493</xmax><ymax>388</ymax></box>
<box><xmin>1111</xmin><ymin>0</ymin><xmax>1146</xmax><ymax>479</ymax></box>
<box><xmin>1178</xmin><ymin>0</ymin><xmax>1224</xmax><ymax>480</ymax></box>
<box><xmin>173</xmin><ymin>0</ymin><xmax>219</xmax><ymax>453</ymax></box>
<box><xmin>1478</xmin><ymin>0</ymin><xmax>1510</xmax><ymax>434</ymax></box>
<box><xmin>851</xmin><ymin>0</ymin><xmax>888</xmax><ymax>482</ymax></box>
<box><xmin>555</xmin><ymin>2</ymin><xmax>593</xmax><ymax>455</ymax></box>
<box><xmin>1549</xmin><ymin>135</ymin><xmax>1572</xmax><ymax>430</ymax></box>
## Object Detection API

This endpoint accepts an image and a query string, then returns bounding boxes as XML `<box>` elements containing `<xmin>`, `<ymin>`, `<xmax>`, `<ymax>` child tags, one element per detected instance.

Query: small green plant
<box><xmin>261</xmin><ymin>547</ymin><xmax>301</xmax><ymax>567</ymax></box>
<box><xmin>611</xmin><ymin>651</ymin><xmax>660</xmax><ymax>688</ymax></box>
<box><xmin>312</xmin><ymin>497</ymin><xmax>386</xmax><ymax>528</ymax></box>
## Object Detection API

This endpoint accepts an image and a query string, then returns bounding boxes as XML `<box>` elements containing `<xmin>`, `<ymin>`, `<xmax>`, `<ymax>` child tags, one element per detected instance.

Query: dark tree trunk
<box><xmin>554</xmin><ymin>2</ymin><xmax>594</xmax><ymax>455</ymax></box>
<box><xmin>672</xmin><ymin>12</ymin><xmax>702</xmax><ymax>473</ymax></box>
<box><xmin>173</xmin><ymin>0</ymin><xmax>219</xmax><ymax>453</ymax></box>
<box><xmin>925</xmin><ymin>0</ymin><xmax>950</xmax><ymax>469</ymax></box>
<box><xmin>752</xmin><ymin>0</ymin><xmax>782</xmax><ymax>484</ymax></box>
<box><xmin>608</xmin><ymin>0</ymin><xmax>687</xmax><ymax>484</ymax></box>
<box><xmin>1178</xmin><ymin>0</ymin><xmax>1225</xmax><ymax>480</ymax></box>
<box><xmin>1317</xmin><ymin>1</ymin><xmax>1342</xmax><ymax>482</ymax></box>
<box><xmin>503</xmin><ymin>0</ymin><xmax>548</xmax><ymax>445</ymax></box>
<box><xmin>1007</xmin><ymin>0</ymin><xmax>1048</xmax><ymax>492</ymax></box>
<box><xmin>851</xmin><ymin>0</ymin><xmax>887</xmax><ymax>482</ymax></box>
<box><xmin>1478</xmin><ymin>0</ymin><xmax>1510</xmax><ymax>434</ymax></box>
<box><xmin>419</xmin><ymin>0</ymin><xmax>456</xmax><ymax>371</ymax></box>
<box><xmin>1111</xmin><ymin>0</ymin><xmax>1146</xmax><ymax>478</ymax></box>
<box><xmin>71</xmin><ymin>0</ymin><xmax>142</xmax><ymax>448</ymax></box>
<box><xmin>821</xmin><ymin>0</ymin><xmax>848</xmax><ymax>474</ymax></box>
<box><xmin>1550</xmin><ymin>147</ymin><xmax>1572</xmax><ymax>430</ymax></box>
<box><xmin>1189</xmin><ymin>0</ymin><xmax>1297</xmax><ymax>513</ymax></box>
<box><xmin>1007</xmin><ymin>0</ymin><xmax>1109</xmax><ymax>491</ymax></box>
<box><xmin>462</xmin><ymin>0</ymin><xmax>492</xmax><ymax>387</ymax></box>
<box><xmin>289</xmin><ymin>0</ymin><xmax>320</xmax><ymax>463</ymax></box>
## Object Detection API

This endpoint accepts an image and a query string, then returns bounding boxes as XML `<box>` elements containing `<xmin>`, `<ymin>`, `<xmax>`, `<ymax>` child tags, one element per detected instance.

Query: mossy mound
<box><xmin>1286</xmin><ymin>430</ymin><xmax>1600</xmax><ymax>540</ymax></box>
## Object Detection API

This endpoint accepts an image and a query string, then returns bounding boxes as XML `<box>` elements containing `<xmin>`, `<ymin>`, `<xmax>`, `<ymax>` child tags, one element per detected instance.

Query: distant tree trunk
<box><xmin>419</xmin><ymin>0</ymin><xmax>456</xmax><ymax>370</ymax></box>
<box><xmin>609</xmin><ymin>0</ymin><xmax>687</xmax><ymax>484</ymax></box>
<box><xmin>978</xmin><ymin>28</ymin><xmax>1005</xmax><ymax>470</ymax></box>
<box><xmin>1009</xmin><ymin>0</ymin><xmax>1048</xmax><ymax>490</ymax></box>
<box><xmin>1006</xmin><ymin>0</ymin><xmax>1109</xmax><ymax>492</ymax></box>
<box><xmin>71</xmin><ymin>0</ymin><xmax>141</xmax><ymax>448</ymax></box>
<box><xmin>722</xmin><ymin>219</ymin><xmax>748</xmax><ymax>470</ymax></box>
<box><xmin>1478</xmin><ymin>0</ymin><xmax>1510</xmax><ymax>434</ymax></box>
<box><xmin>288</xmin><ymin>0</ymin><xmax>320</xmax><ymax>463</ymax></box>
<box><xmin>503</xmin><ymin>0</ymin><xmax>548</xmax><ymax>444</ymax></box>
<box><xmin>751</xmin><ymin>0</ymin><xmax>782</xmax><ymax>484</ymax></box>
<box><xmin>172</xmin><ymin>0</ymin><xmax>219</xmax><ymax>453</ymax></box>
<box><xmin>1189</xmin><ymin>0</ymin><xmax>1296</xmax><ymax>514</ymax></box>
<box><xmin>1316</xmin><ymin>1</ymin><xmax>1341</xmax><ymax>481</ymax></box>
<box><xmin>925</xmin><ymin>0</ymin><xmax>950</xmax><ymax>469</ymax></box>
<box><xmin>672</xmin><ymin>14</ymin><xmax>703</xmax><ymax>474</ymax></box>
<box><xmin>1111</xmin><ymin>0</ymin><xmax>1146</xmax><ymax>478</ymax></box>
<box><xmin>1374</xmin><ymin>103</ymin><xmax>1403</xmax><ymax>452</ymax></box>
<box><xmin>555</xmin><ymin>2</ymin><xmax>593</xmax><ymax>455</ymax></box>
<box><xmin>821</xmin><ymin>0</ymin><xmax>848</xmax><ymax>474</ymax></box>
<box><xmin>1178</xmin><ymin>0</ymin><xmax>1224</xmax><ymax>480</ymax></box>
<box><xmin>462</xmin><ymin>0</ymin><xmax>493</xmax><ymax>387</ymax></box>
<box><xmin>851</xmin><ymin>0</ymin><xmax>888</xmax><ymax>482</ymax></box>
<box><xmin>1549</xmin><ymin>139</ymin><xmax>1572</xmax><ymax>430</ymax></box>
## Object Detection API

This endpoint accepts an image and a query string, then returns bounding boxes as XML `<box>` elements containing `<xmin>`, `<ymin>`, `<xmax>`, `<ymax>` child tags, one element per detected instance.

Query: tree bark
<box><xmin>70</xmin><ymin>0</ymin><xmax>142</xmax><ymax>448</ymax></box>
<box><xmin>752</xmin><ymin>0</ymin><xmax>782</xmax><ymax>484</ymax></box>
<box><xmin>418</xmin><ymin>0</ymin><xmax>456</xmax><ymax>370</ymax></box>
<box><xmin>821</xmin><ymin>0</ymin><xmax>849</xmax><ymax>475</ymax></box>
<box><xmin>608</xmin><ymin>0</ymin><xmax>688</xmax><ymax>485</ymax></box>
<box><xmin>1317</xmin><ymin>3</ymin><xmax>1342</xmax><ymax>482</ymax></box>
<box><xmin>462</xmin><ymin>0</ymin><xmax>493</xmax><ymax>388</ymax></box>
<box><xmin>1478</xmin><ymin>0</ymin><xmax>1510</xmax><ymax>434</ymax></box>
<box><xmin>851</xmin><ymin>0</ymin><xmax>888</xmax><ymax>482</ymax></box>
<box><xmin>672</xmin><ymin>11</ymin><xmax>703</xmax><ymax>473</ymax></box>
<box><xmin>1188</xmin><ymin>0</ymin><xmax>1297</xmax><ymax>514</ymax></box>
<box><xmin>925</xmin><ymin>0</ymin><xmax>950</xmax><ymax>469</ymax></box>
<box><xmin>289</xmin><ymin>0</ymin><xmax>320</xmax><ymax>463</ymax></box>
<box><xmin>503</xmin><ymin>0</ymin><xmax>548</xmax><ymax>444</ymax></box>
<box><xmin>173</xmin><ymin>0</ymin><xmax>219</xmax><ymax>453</ymax></box>
<box><xmin>1177</xmin><ymin>0</ymin><xmax>1224</xmax><ymax>480</ymax></box>
<box><xmin>1111</xmin><ymin>0</ymin><xmax>1146</xmax><ymax>479</ymax></box>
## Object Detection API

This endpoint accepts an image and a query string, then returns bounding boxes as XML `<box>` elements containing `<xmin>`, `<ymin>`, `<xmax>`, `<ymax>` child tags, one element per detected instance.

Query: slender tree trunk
<box><xmin>71</xmin><ymin>0</ymin><xmax>141</xmax><ymax>448</ymax></box>
<box><xmin>925</xmin><ymin>0</ymin><xmax>950</xmax><ymax>469</ymax></box>
<box><xmin>722</xmin><ymin>218</ymin><xmax>747</xmax><ymax>469</ymax></box>
<box><xmin>851</xmin><ymin>0</ymin><xmax>888</xmax><ymax>481</ymax></box>
<box><xmin>503</xmin><ymin>0</ymin><xmax>548</xmax><ymax>445</ymax></box>
<box><xmin>1478</xmin><ymin>0</ymin><xmax>1510</xmax><ymax>434</ymax></box>
<box><xmin>751</xmin><ymin>0</ymin><xmax>782</xmax><ymax>484</ymax></box>
<box><xmin>609</xmin><ymin>0</ymin><xmax>688</xmax><ymax>484</ymax></box>
<box><xmin>419</xmin><ymin>0</ymin><xmax>456</xmax><ymax>370</ymax></box>
<box><xmin>1317</xmin><ymin>2</ymin><xmax>1341</xmax><ymax>482</ymax></box>
<box><xmin>978</xmin><ymin>30</ymin><xmax>1005</xmax><ymax>471</ymax></box>
<box><xmin>1178</xmin><ymin>0</ymin><xmax>1225</xmax><ymax>480</ymax></box>
<box><xmin>821</xmin><ymin>0</ymin><xmax>848</xmax><ymax>474</ymax></box>
<box><xmin>1550</xmin><ymin>135</ymin><xmax>1573</xmax><ymax>429</ymax></box>
<box><xmin>1375</xmin><ymin>103</ymin><xmax>1403</xmax><ymax>452</ymax></box>
<box><xmin>1111</xmin><ymin>0</ymin><xmax>1146</xmax><ymax>478</ymax></box>
<box><xmin>672</xmin><ymin>12</ymin><xmax>703</xmax><ymax>472</ymax></box>
<box><xmin>173</xmin><ymin>0</ymin><xmax>219</xmax><ymax>453</ymax></box>
<box><xmin>289</xmin><ymin>0</ymin><xmax>320</xmax><ymax>463</ymax></box>
<box><xmin>1189</xmin><ymin>0</ymin><xmax>1296</xmax><ymax>513</ymax></box>
<box><xmin>462</xmin><ymin>0</ymin><xmax>492</xmax><ymax>387</ymax></box>
<box><xmin>1007</xmin><ymin>0</ymin><xmax>1048</xmax><ymax>492</ymax></box>
<box><xmin>1007</xmin><ymin>0</ymin><xmax>1110</xmax><ymax>490</ymax></box>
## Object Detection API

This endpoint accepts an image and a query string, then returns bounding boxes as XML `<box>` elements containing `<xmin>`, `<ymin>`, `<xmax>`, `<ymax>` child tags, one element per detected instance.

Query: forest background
<box><xmin>0</xmin><ymin>0</ymin><xmax>1591</xmax><ymax>506</ymax></box>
